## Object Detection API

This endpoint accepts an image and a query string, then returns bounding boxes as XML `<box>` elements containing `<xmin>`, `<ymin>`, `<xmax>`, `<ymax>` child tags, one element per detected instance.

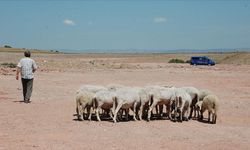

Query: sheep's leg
<box><xmin>96</xmin><ymin>107</ymin><xmax>101</xmax><ymax>121</ymax></box>
<box><xmin>200</xmin><ymin>109</ymin><xmax>204</xmax><ymax>121</ymax></box>
<box><xmin>182</xmin><ymin>108</ymin><xmax>188</xmax><ymax>121</ymax></box>
<box><xmin>166</xmin><ymin>104</ymin><xmax>172</xmax><ymax>120</ymax></box>
<box><xmin>194</xmin><ymin>109</ymin><xmax>197</xmax><ymax>119</ymax></box>
<box><xmin>155</xmin><ymin>105</ymin><xmax>159</xmax><ymax>117</ymax></box>
<box><xmin>188</xmin><ymin>106</ymin><xmax>194</xmax><ymax>119</ymax></box>
<box><xmin>173</xmin><ymin>106</ymin><xmax>178</xmax><ymax>122</ymax></box>
<box><xmin>113</xmin><ymin>103</ymin><xmax>122</xmax><ymax>123</ymax></box>
<box><xmin>159</xmin><ymin>105</ymin><xmax>163</xmax><ymax>118</ymax></box>
<box><xmin>208</xmin><ymin>111</ymin><xmax>211</xmax><ymax>123</ymax></box>
<box><xmin>179</xmin><ymin>110</ymin><xmax>183</xmax><ymax>122</ymax></box>
<box><xmin>76</xmin><ymin>105</ymin><xmax>82</xmax><ymax>121</ymax></box>
<box><xmin>118</xmin><ymin>109</ymin><xmax>124</xmax><ymax>121</ymax></box>
<box><xmin>213</xmin><ymin>113</ymin><xmax>217</xmax><ymax>124</ymax></box>
<box><xmin>147</xmin><ymin>101</ymin><xmax>157</xmax><ymax>121</ymax></box>
<box><xmin>87</xmin><ymin>107</ymin><xmax>92</xmax><ymax>121</ymax></box>
<box><xmin>138</xmin><ymin>104</ymin><xmax>144</xmax><ymax>121</ymax></box>
<box><xmin>133</xmin><ymin>102</ymin><xmax>138</xmax><ymax>121</ymax></box>
<box><xmin>186</xmin><ymin>106</ymin><xmax>190</xmax><ymax>121</ymax></box>
<box><xmin>109</xmin><ymin>108</ymin><xmax>114</xmax><ymax>119</ymax></box>
<box><xmin>197</xmin><ymin>108</ymin><xmax>200</xmax><ymax>119</ymax></box>
<box><xmin>77</xmin><ymin>101</ymin><xmax>84</xmax><ymax>120</ymax></box>
<box><xmin>80</xmin><ymin>104</ymin><xmax>86</xmax><ymax>121</ymax></box>
<box><xmin>124</xmin><ymin>109</ymin><xmax>129</xmax><ymax>121</ymax></box>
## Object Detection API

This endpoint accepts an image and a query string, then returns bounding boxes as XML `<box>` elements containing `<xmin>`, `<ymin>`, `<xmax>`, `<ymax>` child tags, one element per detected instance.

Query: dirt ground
<box><xmin>1</xmin><ymin>52</ymin><xmax>250</xmax><ymax>150</ymax></box>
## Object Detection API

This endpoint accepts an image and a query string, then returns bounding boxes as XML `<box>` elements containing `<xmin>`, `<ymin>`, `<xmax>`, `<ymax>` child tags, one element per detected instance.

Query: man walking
<box><xmin>16</xmin><ymin>50</ymin><xmax>37</xmax><ymax>103</ymax></box>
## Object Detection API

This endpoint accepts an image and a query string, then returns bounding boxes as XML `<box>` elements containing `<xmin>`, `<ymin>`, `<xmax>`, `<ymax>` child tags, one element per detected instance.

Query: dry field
<box><xmin>1</xmin><ymin>50</ymin><xmax>250</xmax><ymax>150</ymax></box>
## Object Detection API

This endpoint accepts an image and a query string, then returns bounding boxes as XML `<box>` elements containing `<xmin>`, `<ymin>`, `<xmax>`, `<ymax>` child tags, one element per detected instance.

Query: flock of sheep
<box><xmin>75</xmin><ymin>84</ymin><xmax>219</xmax><ymax>124</ymax></box>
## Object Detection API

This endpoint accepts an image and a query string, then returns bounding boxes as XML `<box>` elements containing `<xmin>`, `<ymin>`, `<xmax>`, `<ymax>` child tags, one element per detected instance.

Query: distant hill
<box><xmin>0</xmin><ymin>47</ymin><xmax>60</xmax><ymax>54</ymax></box>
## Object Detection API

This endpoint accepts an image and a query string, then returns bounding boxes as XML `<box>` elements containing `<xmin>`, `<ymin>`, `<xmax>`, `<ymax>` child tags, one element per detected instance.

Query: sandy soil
<box><xmin>1</xmin><ymin>52</ymin><xmax>250</xmax><ymax>150</ymax></box>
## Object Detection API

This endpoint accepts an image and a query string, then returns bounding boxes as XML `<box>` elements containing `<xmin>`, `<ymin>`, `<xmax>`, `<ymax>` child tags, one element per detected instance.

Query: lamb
<box><xmin>179</xmin><ymin>87</ymin><xmax>199</xmax><ymax>119</ymax></box>
<box><xmin>112</xmin><ymin>87</ymin><xmax>140</xmax><ymax>123</ymax></box>
<box><xmin>199</xmin><ymin>89</ymin><xmax>213</xmax><ymax>101</ymax></box>
<box><xmin>75</xmin><ymin>90</ymin><xmax>95</xmax><ymax>121</ymax></box>
<box><xmin>147</xmin><ymin>86</ymin><xmax>176</xmax><ymax>121</ymax></box>
<box><xmin>200</xmin><ymin>94</ymin><xmax>219</xmax><ymax>124</ymax></box>
<box><xmin>174</xmin><ymin>88</ymin><xmax>192</xmax><ymax>122</ymax></box>
<box><xmin>93</xmin><ymin>89</ymin><xmax>116</xmax><ymax>121</ymax></box>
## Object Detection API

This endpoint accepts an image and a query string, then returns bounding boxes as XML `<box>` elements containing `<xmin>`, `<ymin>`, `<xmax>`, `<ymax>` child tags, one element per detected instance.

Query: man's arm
<box><xmin>16</xmin><ymin>67</ymin><xmax>20</xmax><ymax>80</ymax></box>
<box><xmin>32</xmin><ymin>61</ymin><xmax>37</xmax><ymax>73</ymax></box>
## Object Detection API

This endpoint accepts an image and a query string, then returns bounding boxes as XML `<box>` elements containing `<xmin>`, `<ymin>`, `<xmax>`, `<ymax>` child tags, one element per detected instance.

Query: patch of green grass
<box><xmin>1</xmin><ymin>62</ymin><xmax>17</xmax><ymax>68</ymax></box>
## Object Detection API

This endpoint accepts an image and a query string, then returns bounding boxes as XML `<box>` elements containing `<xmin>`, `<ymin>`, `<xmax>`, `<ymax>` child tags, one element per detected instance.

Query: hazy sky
<box><xmin>1</xmin><ymin>0</ymin><xmax>250</xmax><ymax>51</ymax></box>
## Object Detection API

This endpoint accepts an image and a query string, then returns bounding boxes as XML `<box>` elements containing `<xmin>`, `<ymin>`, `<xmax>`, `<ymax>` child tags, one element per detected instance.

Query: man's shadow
<box><xmin>13</xmin><ymin>100</ymin><xmax>25</xmax><ymax>103</ymax></box>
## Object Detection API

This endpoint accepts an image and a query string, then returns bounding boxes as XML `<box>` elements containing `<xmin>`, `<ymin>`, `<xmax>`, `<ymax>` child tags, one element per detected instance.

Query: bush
<box><xmin>1</xmin><ymin>62</ymin><xmax>17</xmax><ymax>68</ymax></box>
<box><xmin>4</xmin><ymin>45</ymin><xmax>12</xmax><ymax>48</ymax></box>
<box><xmin>185</xmin><ymin>60</ymin><xmax>191</xmax><ymax>63</ymax></box>
<box><xmin>168</xmin><ymin>59</ymin><xmax>185</xmax><ymax>63</ymax></box>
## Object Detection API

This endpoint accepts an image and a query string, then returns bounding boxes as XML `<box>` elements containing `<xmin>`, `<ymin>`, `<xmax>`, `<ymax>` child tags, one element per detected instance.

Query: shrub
<box><xmin>4</xmin><ymin>45</ymin><xmax>12</xmax><ymax>48</ymax></box>
<box><xmin>168</xmin><ymin>59</ymin><xmax>185</xmax><ymax>63</ymax></box>
<box><xmin>1</xmin><ymin>62</ymin><xmax>17</xmax><ymax>68</ymax></box>
<box><xmin>185</xmin><ymin>60</ymin><xmax>191</xmax><ymax>63</ymax></box>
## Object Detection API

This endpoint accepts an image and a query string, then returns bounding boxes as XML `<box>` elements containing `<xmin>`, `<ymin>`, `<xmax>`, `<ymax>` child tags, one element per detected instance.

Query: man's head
<box><xmin>24</xmin><ymin>50</ymin><xmax>31</xmax><ymax>57</ymax></box>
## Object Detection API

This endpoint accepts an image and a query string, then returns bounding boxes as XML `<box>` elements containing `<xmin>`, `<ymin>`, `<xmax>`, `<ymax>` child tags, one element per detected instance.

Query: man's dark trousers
<box><xmin>21</xmin><ymin>78</ymin><xmax>33</xmax><ymax>103</ymax></box>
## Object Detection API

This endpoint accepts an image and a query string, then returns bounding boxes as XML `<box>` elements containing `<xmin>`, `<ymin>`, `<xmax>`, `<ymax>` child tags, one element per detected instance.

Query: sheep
<box><xmin>93</xmin><ymin>89</ymin><xmax>116</xmax><ymax>121</ymax></box>
<box><xmin>77</xmin><ymin>85</ymin><xmax>106</xmax><ymax>94</ymax></box>
<box><xmin>75</xmin><ymin>85</ymin><xmax>106</xmax><ymax>121</ymax></box>
<box><xmin>130</xmin><ymin>87</ymin><xmax>152</xmax><ymax>121</ymax></box>
<box><xmin>199</xmin><ymin>89</ymin><xmax>213</xmax><ymax>101</ymax></box>
<box><xmin>200</xmin><ymin>94</ymin><xmax>219</xmax><ymax>124</ymax></box>
<box><xmin>112</xmin><ymin>87</ymin><xmax>140</xmax><ymax>123</ymax></box>
<box><xmin>147</xmin><ymin>86</ymin><xmax>176</xmax><ymax>121</ymax></box>
<box><xmin>194</xmin><ymin>101</ymin><xmax>203</xmax><ymax>119</ymax></box>
<box><xmin>75</xmin><ymin>90</ymin><xmax>95</xmax><ymax>121</ymax></box>
<box><xmin>144</xmin><ymin>86</ymin><xmax>173</xmax><ymax>117</ymax></box>
<box><xmin>179</xmin><ymin>87</ymin><xmax>200</xmax><ymax>119</ymax></box>
<box><xmin>107</xmin><ymin>84</ymin><xmax>126</xmax><ymax>91</ymax></box>
<box><xmin>174</xmin><ymin>88</ymin><xmax>192</xmax><ymax>122</ymax></box>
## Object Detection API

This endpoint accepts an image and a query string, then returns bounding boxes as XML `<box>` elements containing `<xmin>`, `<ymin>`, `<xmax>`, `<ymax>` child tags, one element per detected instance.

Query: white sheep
<box><xmin>147</xmin><ymin>86</ymin><xmax>176</xmax><ymax>121</ymax></box>
<box><xmin>200</xmin><ymin>94</ymin><xmax>219</xmax><ymax>124</ymax></box>
<box><xmin>174</xmin><ymin>88</ymin><xmax>192</xmax><ymax>122</ymax></box>
<box><xmin>75</xmin><ymin>85</ymin><xmax>106</xmax><ymax>121</ymax></box>
<box><xmin>77</xmin><ymin>85</ymin><xmax>107</xmax><ymax>94</ymax></box>
<box><xmin>129</xmin><ymin>87</ymin><xmax>152</xmax><ymax>121</ymax></box>
<box><xmin>107</xmin><ymin>84</ymin><xmax>126</xmax><ymax>91</ymax></box>
<box><xmin>179</xmin><ymin>87</ymin><xmax>200</xmax><ymax>119</ymax></box>
<box><xmin>93</xmin><ymin>89</ymin><xmax>116</xmax><ymax>121</ymax></box>
<box><xmin>75</xmin><ymin>90</ymin><xmax>95</xmax><ymax>121</ymax></box>
<box><xmin>112</xmin><ymin>87</ymin><xmax>140</xmax><ymax>123</ymax></box>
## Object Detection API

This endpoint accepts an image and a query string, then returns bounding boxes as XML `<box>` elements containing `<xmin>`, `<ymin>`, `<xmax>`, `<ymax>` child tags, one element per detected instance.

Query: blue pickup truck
<box><xmin>190</xmin><ymin>56</ymin><xmax>215</xmax><ymax>66</ymax></box>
